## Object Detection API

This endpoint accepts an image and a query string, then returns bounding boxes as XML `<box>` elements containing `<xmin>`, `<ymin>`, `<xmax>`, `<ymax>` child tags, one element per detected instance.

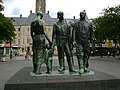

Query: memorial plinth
<box><xmin>4</xmin><ymin>67</ymin><xmax>120</xmax><ymax>90</ymax></box>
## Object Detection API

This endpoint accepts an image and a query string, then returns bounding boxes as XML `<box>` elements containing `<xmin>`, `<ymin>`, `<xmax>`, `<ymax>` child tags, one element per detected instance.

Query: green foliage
<box><xmin>0</xmin><ymin>0</ymin><xmax>3</xmax><ymax>11</ymax></box>
<box><xmin>93</xmin><ymin>5</ymin><xmax>120</xmax><ymax>42</ymax></box>
<box><xmin>0</xmin><ymin>13</ymin><xmax>16</xmax><ymax>41</ymax></box>
<box><xmin>0</xmin><ymin>0</ymin><xmax>16</xmax><ymax>42</ymax></box>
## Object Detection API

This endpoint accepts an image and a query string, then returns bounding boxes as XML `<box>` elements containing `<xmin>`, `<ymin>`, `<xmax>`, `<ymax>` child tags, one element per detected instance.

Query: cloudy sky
<box><xmin>2</xmin><ymin>0</ymin><xmax>120</xmax><ymax>19</ymax></box>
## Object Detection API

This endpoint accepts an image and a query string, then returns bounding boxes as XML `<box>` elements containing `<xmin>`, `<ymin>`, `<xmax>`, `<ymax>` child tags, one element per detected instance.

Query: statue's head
<box><xmin>37</xmin><ymin>9</ymin><xmax>43</xmax><ymax>19</ymax></box>
<box><xmin>57</xmin><ymin>11</ymin><xmax>64</xmax><ymax>20</ymax></box>
<box><xmin>80</xmin><ymin>10</ymin><xmax>86</xmax><ymax>20</ymax></box>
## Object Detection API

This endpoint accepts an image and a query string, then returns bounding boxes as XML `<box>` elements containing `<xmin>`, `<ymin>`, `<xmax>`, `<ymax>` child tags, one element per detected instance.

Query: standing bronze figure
<box><xmin>52</xmin><ymin>11</ymin><xmax>76</xmax><ymax>73</ymax></box>
<box><xmin>73</xmin><ymin>11</ymin><xmax>95</xmax><ymax>74</ymax></box>
<box><xmin>30</xmin><ymin>9</ymin><xmax>52</xmax><ymax>75</ymax></box>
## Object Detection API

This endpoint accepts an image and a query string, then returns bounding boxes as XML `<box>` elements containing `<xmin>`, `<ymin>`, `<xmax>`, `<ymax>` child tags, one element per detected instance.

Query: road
<box><xmin>0</xmin><ymin>56</ymin><xmax>120</xmax><ymax>90</ymax></box>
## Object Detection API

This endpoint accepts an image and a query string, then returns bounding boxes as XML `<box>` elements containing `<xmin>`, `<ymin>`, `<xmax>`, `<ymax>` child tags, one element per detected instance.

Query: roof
<box><xmin>7</xmin><ymin>13</ymin><xmax>55</xmax><ymax>26</ymax></box>
<box><xmin>43</xmin><ymin>13</ymin><xmax>55</xmax><ymax>26</ymax></box>
<box><xmin>8</xmin><ymin>17</ymin><xmax>27</xmax><ymax>26</ymax></box>
<box><xmin>7</xmin><ymin>13</ymin><xmax>78</xmax><ymax>26</ymax></box>
<box><xmin>21</xmin><ymin>13</ymin><xmax>55</xmax><ymax>26</ymax></box>
<box><xmin>52</xmin><ymin>18</ymin><xmax>58</xmax><ymax>23</ymax></box>
<box><xmin>21</xmin><ymin>13</ymin><xmax>37</xmax><ymax>26</ymax></box>
<box><xmin>52</xmin><ymin>18</ymin><xmax>78</xmax><ymax>26</ymax></box>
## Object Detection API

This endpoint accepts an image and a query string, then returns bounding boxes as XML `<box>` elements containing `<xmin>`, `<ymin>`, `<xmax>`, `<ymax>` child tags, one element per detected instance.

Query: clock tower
<box><xmin>36</xmin><ymin>0</ymin><xmax>46</xmax><ymax>13</ymax></box>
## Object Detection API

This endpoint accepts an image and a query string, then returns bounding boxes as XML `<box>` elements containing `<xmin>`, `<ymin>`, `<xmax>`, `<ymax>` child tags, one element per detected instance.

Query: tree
<box><xmin>93</xmin><ymin>5</ymin><xmax>120</xmax><ymax>43</ymax></box>
<box><xmin>0</xmin><ymin>0</ymin><xmax>16</xmax><ymax>41</ymax></box>
<box><xmin>0</xmin><ymin>0</ymin><xmax>3</xmax><ymax>11</ymax></box>
<box><xmin>0</xmin><ymin>14</ymin><xmax>16</xmax><ymax>41</ymax></box>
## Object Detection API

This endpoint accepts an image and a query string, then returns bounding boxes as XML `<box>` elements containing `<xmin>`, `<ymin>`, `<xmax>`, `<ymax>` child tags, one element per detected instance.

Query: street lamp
<box><xmin>10</xmin><ymin>19</ymin><xmax>15</xmax><ymax>59</ymax></box>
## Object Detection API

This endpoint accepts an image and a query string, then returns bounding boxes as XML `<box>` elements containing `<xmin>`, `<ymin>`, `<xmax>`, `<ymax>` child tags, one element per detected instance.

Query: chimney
<box><xmin>20</xmin><ymin>14</ymin><xmax>22</xmax><ymax>18</ymax></box>
<box><xmin>73</xmin><ymin>16</ymin><xmax>75</xmax><ymax>19</ymax></box>
<box><xmin>11</xmin><ymin>18</ymin><xmax>13</xmax><ymax>20</ymax></box>
<box><xmin>47</xmin><ymin>11</ymin><xmax>49</xmax><ymax>14</ymax></box>
<box><xmin>30</xmin><ymin>10</ymin><xmax>32</xmax><ymax>14</ymax></box>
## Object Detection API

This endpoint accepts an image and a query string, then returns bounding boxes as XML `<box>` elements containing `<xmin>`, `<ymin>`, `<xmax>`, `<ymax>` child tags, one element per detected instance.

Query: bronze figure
<box><xmin>52</xmin><ymin>11</ymin><xmax>76</xmax><ymax>74</ymax></box>
<box><xmin>73</xmin><ymin>10</ymin><xmax>95</xmax><ymax>74</ymax></box>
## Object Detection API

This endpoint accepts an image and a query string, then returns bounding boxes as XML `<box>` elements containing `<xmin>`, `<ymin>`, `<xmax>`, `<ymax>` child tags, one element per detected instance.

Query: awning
<box><xmin>4</xmin><ymin>43</ymin><xmax>13</xmax><ymax>47</ymax></box>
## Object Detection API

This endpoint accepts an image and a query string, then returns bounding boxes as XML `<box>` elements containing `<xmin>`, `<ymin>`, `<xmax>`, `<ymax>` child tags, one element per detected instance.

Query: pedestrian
<box><xmin>25</xmin><ymin>50</ymin><xmax>31</xmax><ymax>60</ymax></box>
<box><xmin>2</xmin><ymin>52</ymin><xmax>6</xmax><ymax>62</ymax></box>
<box><xmin>10</xmin><ymin>51</ymin><xmax>13</xmax><ymax>60</ymax></box>
<box><xmin>107</xmin><ymin>51</ymin><xmax>110</xmax><ymax>57</ymax></box>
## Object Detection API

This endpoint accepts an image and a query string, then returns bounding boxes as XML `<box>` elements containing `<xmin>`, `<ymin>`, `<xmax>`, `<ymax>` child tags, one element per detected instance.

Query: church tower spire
<box><xmin>36</xmin><ymin>0</ymin><xmax>46</xmax><ymax>13</ymax></box>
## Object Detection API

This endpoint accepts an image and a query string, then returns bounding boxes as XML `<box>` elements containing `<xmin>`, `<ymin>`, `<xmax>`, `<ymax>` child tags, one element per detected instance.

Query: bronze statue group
<box><xmin>30</xmin><ymin>9</ymin><xmax>95</xmax><ymax>75</ymax></box>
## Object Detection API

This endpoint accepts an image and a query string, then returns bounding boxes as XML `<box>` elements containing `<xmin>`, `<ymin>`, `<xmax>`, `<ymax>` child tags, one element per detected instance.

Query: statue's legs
<box><xmin>32</xmin><ymin>43</ymin><xmax>35</xmax><ymax>72</ymax></box>
<box><xmin>86</xmin><ymin>47</ymin><xmax>91</xmax><ymax>69</ymax></box>
<box><xmin>32</xmin><ymin>63</ymin><xmax>36</xmax><ymax>73</ymax></box>
<box><xmin>33</xmin><ymin>43</ymin><xmax>45</xmax><ymax>74</ymax></box>
<box><xmin>83</xmin><ymin>43</ymin><xmax>90</xmax><ymax>72</ymax></box>
<box><xmin>57</xmin><ymin>46</ymin><xmax>65</xmax><ymax>72</ymax></box>
<box><xmin>32</xmin><ymin>53</ymin><xmax>41</xmax><ymax>74</ymax></box>
<box><xmin>32</xmin><ymin>36</ymin><xmax>46</xmax><ymax>75</ymax></box>
<box><xmin>76</xmin><ymin>44</ymin><xmax>84</xmax><ymax>74</ymax></box>
<box><xmin>33</xmin><ymin>49</ymin><xmax>42</xmax><ymax>74</ymax></box>
<box><xmin>35</xmin><ymin>63</ymin><xmax>41</xmax><ymax>74</ymax></box>
<box><xmin>64</xmin><ymin>43</ymin><xmax>76</xmax><ymax>73</ymax></box>
<box><xmin>45</xmin><ymin>48</ymin><xmax>53</xmax><ymax>74</ymax></box>
<box><xmin>32</xmin><ymin>44</ymin><xmax>37</xmax><ymax>73</ymax></box>
<box><xmin>46</xmin><ymin>57</ymin><xmax>52</xmax><ymax>74</ymax></box>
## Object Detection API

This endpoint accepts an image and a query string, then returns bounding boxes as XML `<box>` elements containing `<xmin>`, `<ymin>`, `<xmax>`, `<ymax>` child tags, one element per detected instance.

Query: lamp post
<box><xmin>10</xmin><ymin>19</ymin><xmax>15</xmax><ymax>59</ymax></box>
<box><xmin>100</xmin><ymin>42</ymin><xmax>103</xmax><ymax>58</ymax></box>
<box><xmin>10</xmin><ymin>38</ymin><xmax>12</xmax><ymax>59</ymax></box>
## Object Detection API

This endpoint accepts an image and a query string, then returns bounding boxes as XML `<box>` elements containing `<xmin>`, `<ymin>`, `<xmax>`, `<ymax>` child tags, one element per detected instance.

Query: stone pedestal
<box><xmin>4</xmin><ymin>67</ymin><xmax>120</xmax><ymax>90</ymax></box>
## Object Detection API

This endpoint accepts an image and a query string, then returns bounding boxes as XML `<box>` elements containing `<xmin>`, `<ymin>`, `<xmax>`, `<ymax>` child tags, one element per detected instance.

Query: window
<box><xmin>28</xmin><ymin>27</ymin><xmax>29</xmax><ymax>32</ymax></box>
<box><xmin>23</xmin><ymin>39</ymin><xmax>24</xmax><ymax>44</ymax></box>
<box><xmin>48</xmin><ymin>28</ymin><xmax>51</xmax><ymax>32</ymax></box>
<box><xmin>27</xmin><ymin>37</ymin><xmax>30</xmax><ymax>44</ymax></box>
<box><xmin>12</xmin><ymin>40</ymin><xmax>15</xmax><ymax>44</ymax></box>
<box><xmin>18</xmin><ymin>39</ymin><xmax>20</xmax><ymax>45</ymax></box>
<box><xmin>18</xmin><ymin>28</ymin><xmax>20</xmax><ymax>31</ymax></box>
<box><xmin>18</xmin><ymin>33</ymin><xmax>20</xmax><ymax>37</ymax></box>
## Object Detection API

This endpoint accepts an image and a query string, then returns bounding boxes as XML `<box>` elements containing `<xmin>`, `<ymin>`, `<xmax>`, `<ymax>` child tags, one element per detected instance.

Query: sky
<box><xmin>2</xmin><ymin>0</ymin><xmax>120</xmax><ymax>19</ymax></box>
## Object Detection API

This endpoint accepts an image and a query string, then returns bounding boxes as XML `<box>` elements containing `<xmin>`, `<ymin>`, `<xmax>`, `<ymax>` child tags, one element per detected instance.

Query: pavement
<box><xmin>0</xmin><ymin>56</ymin><xmax>120</xmax><ymax>90</ymax></box>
